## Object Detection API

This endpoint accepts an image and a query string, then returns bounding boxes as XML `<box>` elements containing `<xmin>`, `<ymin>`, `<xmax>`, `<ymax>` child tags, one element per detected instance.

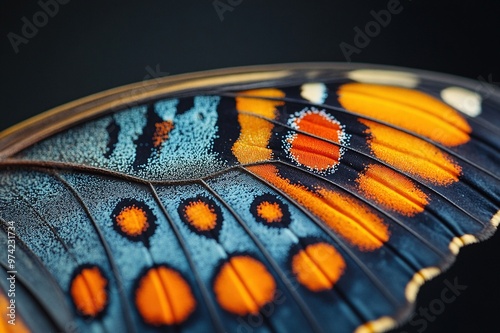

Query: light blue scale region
<box><xmin>61</xmin><ymin>172</ymin><xmax>214</xmax><ymax>333</ymax></box>
<box><xmin>0</xmin><ymin>170</ymin><xmax>126</xmax><ymax>333</ymax></box>
<box><xmin>155</xmin><ymin>182</ymin><xmax>313</xmax><ymax>333</ymax></box>
<box><xmin>19</xmin><ymin>96</ymin><xmax>229</xmax><ymax>181</ymax></box>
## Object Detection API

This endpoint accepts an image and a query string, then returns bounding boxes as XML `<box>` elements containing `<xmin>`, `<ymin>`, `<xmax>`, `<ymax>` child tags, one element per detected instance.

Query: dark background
<box><xmin>1</xmin><ymin>1</ymin><xmax>499</xmax><ymax>332</ymax></box>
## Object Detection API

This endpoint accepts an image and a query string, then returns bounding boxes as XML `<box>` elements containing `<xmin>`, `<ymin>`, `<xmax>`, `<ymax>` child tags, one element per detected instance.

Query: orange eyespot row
<box><xmin>256</xmin><ymin>201</ymin><xmax>284</xmax><ymax>223</ymax></box>
<box><xmin>213</xmin><ymin>255</ymin><xmax>276</xmax><ymax>316</ymax></box>
<box><xmin>338</xmin><ymin>83</ymin><xmax>471</xmax><ymax>146</ymax></box>
<box><xmin>247</xmin><ymin>164</ymin><xmax>389</xmax><ymax>251</ymax></box>
<box><xmin>135</xmin><ymin>266</ymin><xmax>196</xmax><ymax>326</ymax></box>
<box><xmin>115</xmin><ymin>205</ymin><xmax>149</xmax><ymax>237</ymax></box>
<box><xmin>232</xmin><ymin>89</ymin><xmax>285</xmax><ymax>164</ymax></box>
<box><xmin>291</xmin><ymin>242</ymin><xmax>346</xmax><ymax>292</ymax></box>
<box><xmin>70</xmin><ymin>266</ymin><xmax>108</xmax><ymax>317</ymax></box>
<box><xmin>183</xmin><ymin>200</ymin><xmax>218</xmax><ymax>232</ymax></box>
<box><xmin>287</xmin><ymin>110</ymin><xmax>344</xmax><ymax>172</ymax></box>
<box><xmin>356</xmin><ymin>164</ymin><xmax>429</xmax><ymax>216</ymax></box>
<box><xmin>360</xmin><ymin>119</ymin><xmax>462</xmax><ymax>186</ymax></box>
<box><xmin>152</xmin><ymin>121</ymin><xmax>174</xmax><ymax>147</ymax></box>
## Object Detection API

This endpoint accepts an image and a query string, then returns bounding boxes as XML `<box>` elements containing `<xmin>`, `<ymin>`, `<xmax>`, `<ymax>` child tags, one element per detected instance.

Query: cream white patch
<box><xmin>347</xmin><ymin>69</ymin><xmax>419</xmax><ymax>88</ymax></box>
<box><xmin>449</xmin><ymin>235</ymin><xmax>478</xmax><ymax>255</ymax></box>
<box><xmin>491</xmin><ymin>210</ymin><xmax>500</xmax><ymax>228</ymax></box>
<box><xmin>300</xmin><ymin>82</ymin><xmax>327</xmax><ymax>104</ymax></box>
<box><xmin>405</xmin><ymin>267</ymin><xmax>441</xmax><ymax>302</ymax></box>
<box><xmin>441</xmin><ymin>86</ymin><xmax>482</xmax><ymax>117</ymax></box>
<box><xmin>354</xmin><ymin>316</ymin><xmax>396</xmax><ymax>333</ymax></box>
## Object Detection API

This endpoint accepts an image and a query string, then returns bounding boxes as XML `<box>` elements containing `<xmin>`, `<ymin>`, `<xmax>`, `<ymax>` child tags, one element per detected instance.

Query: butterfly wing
<box><xmin>0</xmin><ymin>64</ymin><xmax>498</xmax><ymax>333</ymax></box>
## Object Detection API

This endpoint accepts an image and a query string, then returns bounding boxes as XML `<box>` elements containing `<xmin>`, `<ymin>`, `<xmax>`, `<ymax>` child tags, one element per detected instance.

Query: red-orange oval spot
<box><xmin>183</xmin><ymin>200</ymin><xmax>218</xmax><ymax>232</ymax></box>
<box><xmin>135</xmin><ymin>266</ymin><xmax>196</xmax><ymax>326</ymax></box>
<box><xmin>292</xmin><ymin>242</ymin><xmax>346</xmax><ymax>292</ymax></box>
<box><xmin>70</xmin><ymin>266</ymin><xmax>108</xmax><ymax>317</ymax></box>
<box><xmin>287</xmin><ymin>109</ymin><xmax>345</xmax><ymax>172</ymax></box>
<box><xmin>116</xmin><ymin>205</ymin><xmax>149</xmax><ymax>237</ymax></box>
<box><xmin>214</xmin><ymin>256</ymin><xmax>276</xmax><ymax>315</ymax></box>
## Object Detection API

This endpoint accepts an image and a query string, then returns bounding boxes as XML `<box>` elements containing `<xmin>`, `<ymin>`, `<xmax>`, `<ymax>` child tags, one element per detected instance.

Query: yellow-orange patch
<box><xmin>232</xmin><ymin>89</ymin><xmax>285</xmax><ymax>164</ymax></box>
<box><xmin>183</xmin><ymin>200</ymin><xmax>218</xmax><ymax>232</ymax></box>
<box><xmin>288</xmin><ymin>111</ymin><xmax>343</xmax><ymax>171</ymax></box>
<box><xmin>360</xmin><ymin>119</ymin><xmax>461</xmax><ymax>186</ymax></box>
<box><xmin>247</xmin><ymin>164</ymin><xmax>389</xmax><ymax>251</ymax></box>
<box><xmin>292</xmin><ymin>242</ymin><xmax>346</xmax><ymax>292</ymax></box>
<box><xmin>152</xmin><ymin>121</ymin><xmax>174</xmax><ymax>147</ymax></box>
<box><xmin>116</xmin><ymin>205</ymin><xmax>149</xmax><ymax>237</ymax></box>
<box><xmin>135</xmin><ymin>266</ymin><xmax>196</xmax><ymax>326</ymax></box>
<box><xmin>357</xmin><ymin>164</ymin><xmax>428</xmax><ymax>216</ymax></box>
<box><xmin>70</xmin><ymin>266</ymin><xmax>108</xmax><ymax>317</ymax></box>
<box><xmin>256</xmin><ymin>201</ymin><xmax>283</xmax><ymax>223</ymax></box>
<box><xmin>338</xmin><ymin>83</ymin><xmax>471</xmax><ymax>146</ymax></box>
<box><xmin>213</xmin><ymin>256</ymin><xmax>276</xmax><ymax>315</ymax></box>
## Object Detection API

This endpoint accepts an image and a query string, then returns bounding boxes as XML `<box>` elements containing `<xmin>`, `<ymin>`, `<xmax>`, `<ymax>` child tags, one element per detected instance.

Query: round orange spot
<box><xmin>183</xmin><ymin>200</ymin><xmax>218</xmax><ymax>232</ymax></box>
<box><xmin>287</xmin><ymin>109</ymin><xmax>345</xmax><ymax>172</ymax></box>
<box><xmin>214</xmin><ymin>256</ymin><xmax>276</xmax><ymax>315</ymax></box>
<box><xmin>70</xmin><ymin>266</ymin><xmax>108</xmax><ymax>317</ymax></box>
<box><xmin>257</xmin><ymin>201</ymin><xmax>283</xmax><ymax>223</ymax></box>
<box><xmin>116</xmin><ymin>205</ymin><xmax>149</xmax><ymax>236</ymax></box>
<box><xmin>292</xmin><ymin>242</ymin><xmax>346</xmax><ymax>292</ymax></box>
<box><xmin>135</xmin><ymin>266</ymin><xmax>196</xmax><ymax>326</ymax></box>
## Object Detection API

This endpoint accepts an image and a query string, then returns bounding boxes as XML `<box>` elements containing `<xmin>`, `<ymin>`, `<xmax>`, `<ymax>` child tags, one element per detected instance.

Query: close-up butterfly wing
<box><xmin>0</xmin><ymin>63</ymin><xmax>499</xmax><ymax>333</ymax></box>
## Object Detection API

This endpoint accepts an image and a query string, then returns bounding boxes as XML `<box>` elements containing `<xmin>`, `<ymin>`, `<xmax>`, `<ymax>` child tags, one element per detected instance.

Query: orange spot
<box><xmin>152</xmin><ymin>121</ymin><xmax>174</xmax><ymax>147</ymax></box>
<box><xmin>292</xmin><ymin>242</ymin><xmax>346</xmax><ymax>292</ymax></box>
<box><xmin>360</xmin><ymin>119</ymin><xmax>461</xmax><ymax>186</ymax></box>
<box><xmin>183</xmin><ymin>200</ymin><xmax>218</xmax><ymax>232</ymax></box>
<box><xmin>288</xmin><ymin>110</ymin><xmax>343</xmax><ymax>171</ymax></box>
<box><xmin>232</xmin><ymin>89</ymin><xmax>285</xmax><ymax>164</ymax></box>
<box><xmin>356</xmin><ymin>164</ymin><xmax>429</xmax><ymax>216</ymax></box>
<box><xmin>247</xmin><ymin>164</ymin><xmax>389</xmax><ymax>251</ymax></box>
<box><xmin>214</xmin><ymin>256</ymin><xmax>276</xmax><ymax>315</ymax></box>
<box><xmin>135</xmin><ymin>266</ymin><xmax>196</xmax><ymax>326</ymax></box>
<box><xmin>257</xmin><ymin>201</ymin><xmax>283</xmax><ymax>223</ymax></box>
<box><xmin>116</xmin><ymin>205</ymin><xmax>149</xmax><ymax>237</ymax></box>
<box><xmin>70</xmin><ymin>266</ymin><xmax>108</xmax><ymax>317</ymax></box>
<box><xmin>338</xmin><ymin>83</ymin><xmax>471</xmax><ymax>146</ymax></box>
<box><xmin>1</xmin><ymin>292</ymin><xmax>30</xmax><ymax>333</ymax></box>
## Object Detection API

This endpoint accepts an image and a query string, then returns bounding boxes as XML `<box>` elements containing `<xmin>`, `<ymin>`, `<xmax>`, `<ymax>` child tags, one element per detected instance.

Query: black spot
<box><xmin>133</xmin><ymin>104</ymin><xmax>166</xmax><ymax>170</ymax></box>
<box><xmin>104</xmin><ymin>117</ymin><xmax>120</xmax><ymax>158</ymax></box>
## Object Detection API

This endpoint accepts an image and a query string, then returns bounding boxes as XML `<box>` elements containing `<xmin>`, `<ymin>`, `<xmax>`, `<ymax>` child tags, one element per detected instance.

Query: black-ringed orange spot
<box><xmin>70</xmin><ymin>265</ymin><xmax>108</xmax><ymax>318</ymax></box>
<box><xmin>288</xmin><ymin>239</ymin><xmax>346</xmax><ymax>292</ymax></box>
<box><xmin>111</xmin><ymin>199</ymin><xmax>157</xmax><ymax>245</ymax></box>
<box><xmin>135</xmin><ymin>265</ymin><xmax>196</xmax><ymax>326</ymax></box>
<box><xmin>250</xmin><ymin>194</ymin><xmax>291</xmax><ymax>228</ymax></box>
<box><xmin>178</xmin><ymin>196</ymin><xmax>223</xmax><ymax>239</ymax></box>
<box><xmin>213</xmin><ymin>254</ymin><xmax>276</xmax><ymax>315</ymax></box>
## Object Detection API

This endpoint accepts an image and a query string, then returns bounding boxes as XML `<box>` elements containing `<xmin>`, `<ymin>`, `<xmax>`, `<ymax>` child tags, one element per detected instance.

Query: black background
<box><xmin>1</xmin><ymin>1</ymin><xmax>499</xmax><ymax>332</ymax></box>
